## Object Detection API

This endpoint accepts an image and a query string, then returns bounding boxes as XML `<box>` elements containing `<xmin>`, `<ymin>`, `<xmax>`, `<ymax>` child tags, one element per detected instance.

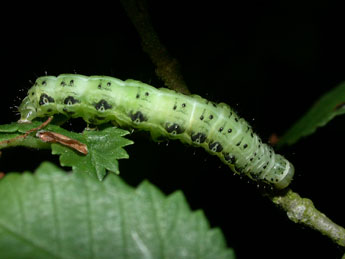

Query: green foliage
<box><xmin>0</xmin><ymin>121</ymin><xmax>47</xmax><ymax>133</ymax></box>
<box><xmin>51</xmin><ymin>126</ymin><xmax>133</xmax><ymax>180</ymax></box>
<box><xmin>0</xmin><ymin>162</ymin><xmax>235</xmax><ymax>259</ymax></box>
<box><xmin>0</xmin><ymin>122</ymin><xmax>50</xmax><ymax>149</ymax></box>
<box><xmin>278</xmin><ymin>81</ymin><xmax>345</xmax><ymax>147</ymax></box>
<box><xmin>0</xmin><ymin>122</ymin><xmax>133</xmax><ymax>180</ymax></box>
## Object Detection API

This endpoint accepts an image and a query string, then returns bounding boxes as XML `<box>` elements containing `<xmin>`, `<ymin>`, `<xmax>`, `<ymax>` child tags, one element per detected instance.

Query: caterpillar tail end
<box><xmin>18</xmin><ymin>97</ymin><xmax>36</xmax><ymax>123</ymax></box>
<box><xmin>274</xmin><ymin>161</ymin><xmax>294</xmax><ymax>190</ymax></box>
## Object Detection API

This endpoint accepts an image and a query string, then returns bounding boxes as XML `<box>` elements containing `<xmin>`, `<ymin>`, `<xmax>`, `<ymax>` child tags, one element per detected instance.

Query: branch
<box><xmin>120</xmin><ymin>0</ymin><xmax>190</xmax><ymax>95</ymax></box>
<box><xmin>269</xmin><ymin>189</ymin><xmax>345</xmax><ymax>247</ymax></box>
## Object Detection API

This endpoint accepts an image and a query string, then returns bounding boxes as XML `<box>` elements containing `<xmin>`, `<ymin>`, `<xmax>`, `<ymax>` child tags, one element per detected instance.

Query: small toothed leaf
<box><xmin>0</xmin><ymin>162</ymin><xmax>235</xmax><ymax>259</ymax></box>
<box><xmin>51</xmin><ymin>126</ymin><xmax>133</xmax><ymax>180</ymax></box>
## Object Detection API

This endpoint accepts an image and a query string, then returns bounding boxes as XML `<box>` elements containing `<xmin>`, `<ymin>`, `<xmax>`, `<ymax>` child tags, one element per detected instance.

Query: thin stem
<box><xmin>0</xmin><ymin>135</ymin><xmax>51</xmax><ymax>150</ymax></box>
<box><xmin>0</xmin><ymin>117</ymin><xmax>53</xmax><ymax>150</ymax></box>
<box><xmin>270</xmin><ymin>189</ymin><xmax>345</xmax><ymax>247</ymax></box>
<box><xmin>120</xmin><ymin>0</ymin><xmax>190</xmax><ymax>95</ymax></box>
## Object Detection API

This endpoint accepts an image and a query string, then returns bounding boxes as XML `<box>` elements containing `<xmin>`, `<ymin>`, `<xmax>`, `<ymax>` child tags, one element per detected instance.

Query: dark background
<box><xmin>1</xmin><ymin>1</ymin><xmax>344</xmax><ymax>258</ymax></box>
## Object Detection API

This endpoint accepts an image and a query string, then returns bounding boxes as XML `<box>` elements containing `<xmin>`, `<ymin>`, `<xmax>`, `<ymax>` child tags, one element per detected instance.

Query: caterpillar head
<box><xmin>18</xmin><ymin>76</ymin><xmax>57</xmax><ymax>123</ymax></box>
<box><xmin>271</xmin><ymin>155</ymin><xmax>295</xmax><ymax>189</ymax></box>
<box><xmin>18</xmin><ymin>96</ymin><xmax>37</xmax><ymax>123</ymax></box>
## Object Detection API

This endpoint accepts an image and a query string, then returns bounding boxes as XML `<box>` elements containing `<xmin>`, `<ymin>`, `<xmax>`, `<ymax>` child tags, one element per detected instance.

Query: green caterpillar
<box><xmin>18</xmin><ymin>74</ymin><xmax>294</xmax><ymax>189</ymax></box>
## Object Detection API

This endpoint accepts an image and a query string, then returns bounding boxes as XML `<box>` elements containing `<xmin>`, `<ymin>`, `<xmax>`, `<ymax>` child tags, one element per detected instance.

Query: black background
<box><xmin>1</xmin><ymin>1</ymin><xmax>344</xmax><ymax>258</ymax></box>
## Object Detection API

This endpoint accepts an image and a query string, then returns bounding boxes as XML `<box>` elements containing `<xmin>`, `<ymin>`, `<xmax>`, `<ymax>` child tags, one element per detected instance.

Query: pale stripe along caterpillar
<box><xmin>18</xmin><ymin>74</ymin><xmax>294</xmax><ymax>189</ymax></box>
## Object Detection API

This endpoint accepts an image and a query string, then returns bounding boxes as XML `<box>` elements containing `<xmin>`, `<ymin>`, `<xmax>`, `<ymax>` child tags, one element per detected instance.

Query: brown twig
<box><xmin>0</xmin><ymin>117</ymin><xmax>53</xmax><ymax>146</ymax></box>
<box><xmin>270</xmin><ymin>189</ymin><xmax>345</xmax><ymax>247</ymax></box>
<box><xmin>36</xmin><ymin>130</ymin><xmax>88</xmax><ymax>155</ymax></box>
<box><xmin>120</xmin><ymin>0</ymin><xmax>190</xmax><ymax>95</ymax></box>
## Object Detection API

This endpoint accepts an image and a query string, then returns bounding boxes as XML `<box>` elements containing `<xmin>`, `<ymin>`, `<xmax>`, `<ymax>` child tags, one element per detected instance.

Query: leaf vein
<box><xmin>0</xmin><ymin>219</ymin><xmax>62</xmax><ymax>259</ymax></box>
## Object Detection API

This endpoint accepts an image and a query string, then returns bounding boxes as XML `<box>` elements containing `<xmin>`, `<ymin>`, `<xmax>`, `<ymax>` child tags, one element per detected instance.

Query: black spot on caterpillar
<box><xmin>18</xmin><ymin>74</ymin><xmax>294</xmax><ymax>189</ymax></box>
<box><xmin>165</xmin><ymin>122</ymin><xmax>185</xmax><ymax>135</ymax></box>
<box><xmin>130</xmin><ymin>111</ymin><xmax>147</xmax><ymax>124</ymax></box>
<box><xmin>39</xmin><ymin>94</ymin><xmax>54</xmax><ymax>105</ymax></box>
<box><xmin>64</xmin><ymin>96</ymin><xmax>80</xmax><ymax>105</ymax></box>
<box><xmin>94</xmin><ymin>99</ymin><xmax>112</xmax><ymax>111</ymax></box>
<box><xmin>191</xmin><ymin>132</ymin><xmax>207</xmax><ymax>144</ymax></box>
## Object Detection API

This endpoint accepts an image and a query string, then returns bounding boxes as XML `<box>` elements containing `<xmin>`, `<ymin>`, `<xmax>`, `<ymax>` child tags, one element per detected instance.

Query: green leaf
<box><xmin>0</xmin><ymin>123</ymin><xmax>23</xmax><ymax>133</ymax></box>
<box><xmin>0</xmin><ymin>121</ymin><xmax>45</xmax><ymax>133</ymax></box>
<box><xmin>278</xmin><ymin>82</ymin><xmax>345</xmax><ymax>147</ymax></box>
<box><xmin>51</xmin><ymin>127</ymin><xmax>133</xmax><ymax>180</ymax></box>
<box><xmin>0</xmin><ymin>133</ymin><xmax>20</xmax><ymax>142</ymax></box>
<box><xmin>0</xmin><ymin>162</ymin><xmax>235</xmax><ymax>259</ymax></box>
<box><xmin>0</xmin><ymin>122</ymin><xmax>52</xmax><ymax>150</ymax></box>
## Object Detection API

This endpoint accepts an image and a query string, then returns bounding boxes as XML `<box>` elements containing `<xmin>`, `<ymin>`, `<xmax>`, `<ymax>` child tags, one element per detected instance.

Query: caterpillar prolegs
<box><xmin>18</xmin><ymin>74</ymin><xmax>294</xmax><ymax>189</ymax></box>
